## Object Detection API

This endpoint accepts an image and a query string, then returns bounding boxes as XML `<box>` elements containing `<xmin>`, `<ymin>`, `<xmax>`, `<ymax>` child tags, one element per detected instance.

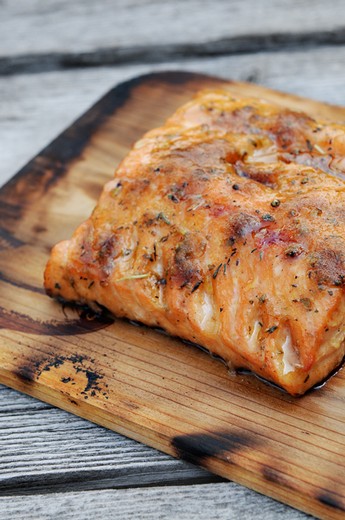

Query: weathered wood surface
<box><xmin>2</xmin><ymin>45</ymin><xmax>345</xmax><ymax>187</ymax></box>
<box><xmin>2</xmin><ymin>0</ymin><xmax>345</xmax><ymax>74</ymax></box>
<box><xmin>2</xmin><ymin>71</ymin><xmax>345</xmax><ymax>519</ymax></box>
<box><xmin>0</xmin><ymin>483</ymin><xmax>309</xmax><ymax>520</ymax></box>
<box><xmin>0</xmin><ymin>384</ymin><xmax>217</xmax><ymax>494</ymax></box>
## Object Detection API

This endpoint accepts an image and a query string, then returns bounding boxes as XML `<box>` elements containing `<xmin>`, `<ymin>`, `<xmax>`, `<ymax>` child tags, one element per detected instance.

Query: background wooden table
<box><xmin>1</xmin><ymin>1</ymin><xmax>345</xmax><ymax>518</ymax></box>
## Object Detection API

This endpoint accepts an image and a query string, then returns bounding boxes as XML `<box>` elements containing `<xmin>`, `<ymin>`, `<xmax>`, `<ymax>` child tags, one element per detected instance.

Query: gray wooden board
<box><xmin>0</xmin><ymin>384</ymin><xmax>217</xmax><ymax>494</ymax></box>
<box><xmin>2</xmin><ymin>45</ymin><xmax>345</xmax><ymax>186</ymax></box>
<box><xmin>0</xmin><ymin>483</ymin><xmax>311</xmax><ymax>520</ymax></box>
<box><xmin>2</xmin><ymin>0</ymin><xmax>344</xmax><ymax>59</ymax></box>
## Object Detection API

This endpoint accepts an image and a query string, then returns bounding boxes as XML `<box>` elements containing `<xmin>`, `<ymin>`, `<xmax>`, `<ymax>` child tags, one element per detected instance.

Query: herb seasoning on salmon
<box><xmin>44</xmin><ymin>89</ymin><xmax>345</xmax><ymax>395</ymax></box>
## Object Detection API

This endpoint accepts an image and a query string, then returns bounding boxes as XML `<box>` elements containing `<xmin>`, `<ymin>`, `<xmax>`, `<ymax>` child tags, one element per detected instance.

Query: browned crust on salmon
<box><xmin>44</xmin><ymin>90</ymin><xmax>345</xmax><ymax>395</ymax></box>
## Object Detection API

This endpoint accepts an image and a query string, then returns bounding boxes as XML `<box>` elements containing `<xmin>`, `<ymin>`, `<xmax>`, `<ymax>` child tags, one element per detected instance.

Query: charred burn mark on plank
<box><xmin>14</xmin><ymin>365</ymin><xmax>37</xmax><ymax>384</ymax></box>
<box><xmin>84</xmin><ymin>370</ymin><xmax>104</xmax><ymax>393</ymax></box>
<box><xmin>317</xmin><ymin>493</ymin><xmax>345</xmax><ymax>512</ymax></box>
<box><xmin>261</xmin><ymin>466</ymin><xmax>289</xmax><ymax>487</ymax></box>
<box><xmin>32</xmin><ymin>224</ymin><xmax>47</xmax><ymax>234</ymax></box>
<box><xmin>171</xmin><ymin>431</ymin><xmax>257</xmax><ymax>467</ymax></box>
<box><xmin>0</xmin><ymin>271</ymin><xmax>46</xmax><ymax>295</ymax></box>
<box><xmin>0</xmin><ymin>305</ymin><xmax>113</xmax><ymax>335</ymax></box>
<box><xmin>0</xmin><ymin>200</ymin><xmax>24</xmax><ymax>223</ymax></box>
<box><xmin>15</xmin><ymin>353</ymin><xmax>108</xmax><ymax>398</ymax></box>
<box><xmin>0</xmin><ymin>227</ymin><xmax>25</xmax><ymax>250</ymax></box>
<box><xmin>148</xmin><ymin>71</ymin><xmax>227</xmax><ymax>87</ymax></box>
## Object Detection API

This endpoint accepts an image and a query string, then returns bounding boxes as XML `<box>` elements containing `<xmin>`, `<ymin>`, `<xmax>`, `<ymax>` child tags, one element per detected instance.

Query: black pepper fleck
<box><xmin>266</xmin><ymin>325</ymin><xmax>278</xmax><ymax>334</ymax></box>
<box><xmin>191</xmin><ymin>281</ymin><xmax>203</xmax><ymax>293</ymax></box>
<box><xmin>271</xmin><ymin>199</ymin><xmax>280</xmax><ymax>208</ymax></box>
<box><xmin>306</xmin><ymin>139</ymin><xmax>313</xmax><ymax>152</ymax></box>
<box><xmin>262</xmin><ymin>214</ymin><xmax>275</xmax><ymax>222</ymax></box>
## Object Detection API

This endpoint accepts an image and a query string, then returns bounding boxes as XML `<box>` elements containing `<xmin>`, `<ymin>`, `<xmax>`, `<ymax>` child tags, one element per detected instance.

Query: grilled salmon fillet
<box><xmin>44</xmin><ymin>89</ymin><xmax>345</xmax><ymax>395</ymax></box>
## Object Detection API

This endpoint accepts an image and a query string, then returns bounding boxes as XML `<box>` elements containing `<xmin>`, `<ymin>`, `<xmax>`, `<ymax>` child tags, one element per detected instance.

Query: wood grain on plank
<box><xmin>2</xmin><ymin>45</ymin><xmax>345</xmax><ymax>186</ymax></box>
<box><xmin>0</xmin><ymin>482</ymin><xmax>310</xmax><ymax>520</ymax></box>
<box><xmin>1</xmin><ymin>72</ymin><xmax>345</xmax><ymax>519</ymax></box>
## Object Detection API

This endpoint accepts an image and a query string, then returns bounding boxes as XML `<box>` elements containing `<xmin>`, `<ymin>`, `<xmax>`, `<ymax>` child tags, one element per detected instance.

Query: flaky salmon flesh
<box><xmin>44</xmin><ymin>89</ymin><xmax>345</xmax><ymax>395</ymax></box>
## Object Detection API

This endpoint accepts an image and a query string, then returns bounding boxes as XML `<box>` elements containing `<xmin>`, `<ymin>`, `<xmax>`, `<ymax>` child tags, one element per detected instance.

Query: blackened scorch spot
<box><xmin>171</xmin><ymin>430</ymin><xmax>257</xmax><ymax>467</ymax></box>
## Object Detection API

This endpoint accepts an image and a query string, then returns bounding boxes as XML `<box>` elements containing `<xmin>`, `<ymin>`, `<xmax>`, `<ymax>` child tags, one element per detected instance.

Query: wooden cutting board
<box><xmin>1</xmin><ymin>71</ymin><xmax>345</xmax><ymax>520</ymax></box>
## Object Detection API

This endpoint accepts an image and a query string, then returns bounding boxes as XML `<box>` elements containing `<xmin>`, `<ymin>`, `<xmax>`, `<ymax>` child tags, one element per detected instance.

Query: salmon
<box><xmin>44</xmin><ymin>89</ymin><xmax>345</xmax><ymax>395</ymax></box>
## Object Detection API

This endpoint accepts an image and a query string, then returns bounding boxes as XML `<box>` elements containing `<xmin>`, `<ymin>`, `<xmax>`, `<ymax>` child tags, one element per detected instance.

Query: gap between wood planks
<box><xmin>2</xmin><ymin>29</ymin><xmax>345</xmax><ymax>76</ymax></box>
<box><xmin>0</xmin><ymin>473</ymin><xmax>224</xmax><ymax>498</ymax></box>
<box><xmin>0</xmin><ymin>387</ymin><xmax>221</xmax><ymax>497</ymax></box>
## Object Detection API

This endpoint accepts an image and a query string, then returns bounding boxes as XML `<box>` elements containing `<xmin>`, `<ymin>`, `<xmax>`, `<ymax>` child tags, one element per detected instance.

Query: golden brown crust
<box><xmin>44</xmin><ymin>89</ymin><xmax>345</xmax><ymax>395</ymax></box>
